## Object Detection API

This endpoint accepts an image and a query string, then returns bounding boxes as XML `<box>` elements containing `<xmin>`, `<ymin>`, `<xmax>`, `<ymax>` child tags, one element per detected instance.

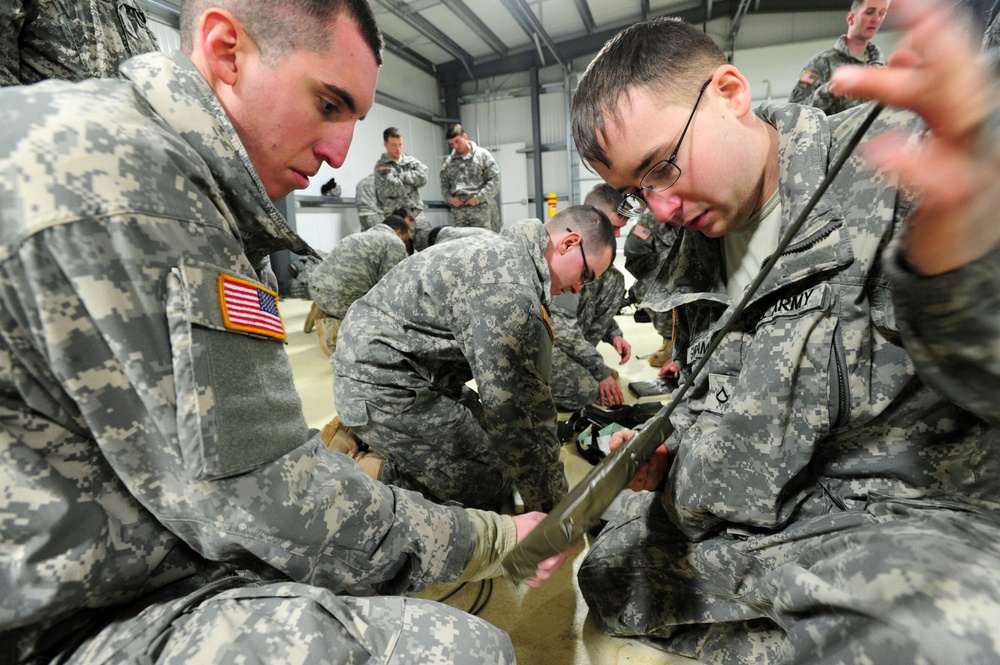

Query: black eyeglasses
<box><xmin>567</xmin><ymin>227</ymin><xmax>595</xmax><ymax>285</ymax></box>
<box><xmin>618</xmin><ymin>77</ymin><xmax>713</xmax><ymax>219</ymax></box>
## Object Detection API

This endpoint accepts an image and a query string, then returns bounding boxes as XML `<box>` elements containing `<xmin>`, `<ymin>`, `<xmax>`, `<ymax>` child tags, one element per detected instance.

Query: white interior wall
<box><xmin>298</xmin><ymin>105</ymin><xmax>448</xmax><ymax>252</ymax></box>
<box><xmin>147</xmin><ymin>20</ymin><xmax>180</xmax><ymax>54</ymax></box>
<box><xmin>147</xmin><ymin>12</ymin><xmax>900</xmax><ymax>246</ymax></box>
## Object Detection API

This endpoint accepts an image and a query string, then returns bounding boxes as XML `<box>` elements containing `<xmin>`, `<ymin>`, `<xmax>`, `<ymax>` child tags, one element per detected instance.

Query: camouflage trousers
<box><xmin>411</xmin><ymin>213</ymin><xmax>432</xmax><ymax>252</ymax></box>
<box><xmin>549</xmin><ymin>345</ymin><xmax>599</xmax><ymax>411</ymax></box>
<box><xmin>359</xmin><ymin>213</ymin><xmax>381</xmax><ymax>231</ymax></box>
<box><xmin>580</xmin><ymin>490</ymin><xmax>1000</xmax><ymax>665</ymax></box>
<box><xmin>448</xmin><ymin>205</ymin><xmax>493</xmax><ymax>230</ymax></box>
<box><xmin>338</xmin><ymin>378</ymin><xmax>512</xmax><ymax>511</ymax></box>
<box><xmin>55</xmin><ymin>576</ymin><xmax>514</xmax><ymax>665</ymax></box>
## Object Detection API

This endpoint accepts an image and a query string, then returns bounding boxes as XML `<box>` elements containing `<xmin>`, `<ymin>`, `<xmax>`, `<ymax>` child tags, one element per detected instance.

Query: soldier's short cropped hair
<box><xmin>381</xmin><ymin>215</ymin><xmax>409</xmax><ymax>235</ymax></box>
<box><xmin>546</xmin><ymin>205</ymin><xmax>616</xmax><ymax>259</ymax></box>
<box><xmin>180</xmin><ymin>0</ymin><xmax>382</xmax><ymax>66</ymax></box>
<box><xmin>390</xmin><ymin>206</ymin><xmax>412</xmax><ymax>221</ymax></box>
<box><xmin>384</xmin><ymin>127</ymin><xmax>402</xmax><ymax>142</ymax></box>
<box><xmin>571</xmin><ymin>17</ymin><xmax>726</xmax><ymax>169</ymax></box>
<box><xmin>426</xmin><ymin>226</ymin><xmax>444</xmax><ymax>246</ymax></box>
<box><xmin>584</xmin><ymin>183</ymin><xmax>623</xmax><ymax>211</ymax></box>
<box><xmin>445</xmin><ymin>123</ymin><xmax>465</xmax><ymax>139</ymax></box>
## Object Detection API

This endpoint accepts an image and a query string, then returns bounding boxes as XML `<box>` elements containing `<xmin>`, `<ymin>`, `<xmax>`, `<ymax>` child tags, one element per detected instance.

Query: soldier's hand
<box><xmin>467</xmin><ymin>197</ymin><xmax>479</xmax><ymax>206</ymax></box>
<box><xmin>449</xmin><ymin>196</ymin><xmax>464</xmax><ymax>207</ymax></box>
<box><xmin>831</xmin><ymin>0</ymin><xmax>999</xmax><ymax>275</ymax></box>
<box><xmin>597</xmin><ymin>376</ymin><xmax>624</xmax><ymax>406</ymax></box>
<box><xmin>512</xmin><ymin>512</ymin><xmax>572</xmax><ymax>587</ymax></box>
<box><xmin>658</xmin><ymin>359</ymin><xmax>680</xmax><ymax>380</ymax></box>
<box><xmin>609</xmin><ymin>429</ymin><xmax>669</xmax><ymax>491</ymax></box>
<box><xmin>612</xmin><ymin>335</ymin><xmax>631</xmax><ymax>363</ymax></box>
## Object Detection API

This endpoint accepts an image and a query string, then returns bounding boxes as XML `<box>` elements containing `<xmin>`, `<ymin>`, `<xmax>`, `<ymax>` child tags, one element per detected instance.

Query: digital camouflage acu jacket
<box><xmin>0</xmin><ymin>0</ymin><xmax>158</xmax><ymax>85</ymax></box>
<box><xmin>641</xmin><ymin>101</ymin><xmax>1000</xmax><ymax>541</ymax></box>
<box><xmin>788</xmin><ymin>35</ymin><xmax>885</xmax><ymax>116</ymax></box>
<box><xmin>0</xmin><ymin>51</ymin><xmax>475</xmax><ymax>658</ymax></box>
<box><xmin>331</xmin><ymin>220</ymin><xmax>567</xmax><ymax>511</ymax></box>
<box><xmin>374</xmin><ymin>152</ymin><xmax>428</xmax><ymax>216</ymax></box>
<box><xmin>309</xmin><ymin>223</ymin><xmax>408</xmax><ymax>320</ymax></box>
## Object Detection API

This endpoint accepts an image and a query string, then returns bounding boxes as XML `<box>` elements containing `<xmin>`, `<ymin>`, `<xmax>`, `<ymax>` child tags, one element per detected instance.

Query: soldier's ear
<box><xmin>712</xmin><ymin>64</ymin><xmax>752</xmax><ymax>118</ymax></box>
<box><xmin>197</xmin><ymin>9</ymin><xmax>248</xmax><ymax>86</ymax></box>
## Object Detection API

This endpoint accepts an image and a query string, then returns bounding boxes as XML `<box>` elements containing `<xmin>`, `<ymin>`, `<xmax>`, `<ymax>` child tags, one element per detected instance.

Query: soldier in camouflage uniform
<box><xmin>788</xmin><ymin>0</ymin><xmax>890</xmax><ymax>116</ymax></box>
<box><xmin>548</xmin><ymin>266</ymin><xmax>630</xmax><ymax>410</ymax></box>
<box><xmin>0</xmin><ymin>2</ymin><xmax>569</xmax><ymax>662</ymax></box>
<box><xmin>585</xmin><ymin>183</ymin><xmax>679</xmax><ymax>371</ymax></box>
<box><xmin>374</xmin><ymin>127</ymin><xmax>432</xmax><ymax>250</ymax></box>
<box><xmin>308</xmin><ymin>215</ymin><xmax>410</xmax><ymax>356</ymax></box>
<box><xmin>440</xmin><ymin>123</ymin><xmax>502</xmax><ymax>230</ymax></box>
<box><xmin>0</xmin><ymin>0</ymin><xmax>159</xmax><ymax>86</ymax></box>
<box><xmin>332</xmin><ymin>209</ymin><xmax>617</xmax><ymax>513</ymax></box>
<box><xmin>354</xmin><ymin>172</ymin><xmax>384</xmax><ymax>230</ymax></box>
<box><xmin>623</xmin><ymin>211</ymin><xmax>680</xmax><ymax>368</ymax></box>
<box><xmin>569</xmin><ymin>6</ymin><xmax>1000</xmax><ymax>664</ymax></box>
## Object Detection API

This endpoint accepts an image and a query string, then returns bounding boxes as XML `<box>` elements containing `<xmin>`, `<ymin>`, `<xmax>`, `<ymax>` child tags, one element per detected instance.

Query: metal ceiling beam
<box><xmin>440</xmin><ymin>0</ymin><xmax>510</xmax><ymax>59</ymax></box>
<box><xmin>572</xmin><ymin>0</ymin><xmax>596</xmax><ymax>34</ymax></box>
<box><xmin>497</xmin><ymin>0</ymin><xmax>568</xmax><ymax>71</ymax></box>
<box><xmin>371</xmin><ymin>0</ymin><xmax>475</xmax><ymax>78</ymax></box>
<box><xmin>437</xmin><ymin>0</ymin><xmax>848</xmax><ymax>84</ymax></box>
<box><xmin>136</xmin><ymin>0</ymin><xmax>438</xmax><ymax>77</ymax></box>
<box><xmin>726</xmin><ymin>0</ymin><xmax>755</xmax><ymax>57</ymax></box>
<box><xmin>381</xmin><ymin>33</ymin><xmax>436</xmax><ymax>75</ymax></box>
<box><xmin>376</xmin><ymin>89</ymin><xmax>455</xmax><ymax>124</ymax></box>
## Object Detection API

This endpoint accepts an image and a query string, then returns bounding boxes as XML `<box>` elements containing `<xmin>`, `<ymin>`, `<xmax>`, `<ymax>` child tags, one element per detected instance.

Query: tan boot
<box><xmin>321</xmin><ymin>417</ymin><xmax>385</xmax><ymax>481</ymax></box>
<box><xmin>315</xmin><ymin>316</ymin><xmax>341</xmax><ymax>357</ymax></box>
<box><xmin>321</xmin><ymin>416</ymin><xmax>361</xmax><ymax>456</ymax></box>
<box><xmin>303</xmin><ymin>302</ymin><xmax>326</xmax><ymax>333</ymax></box>
<box><xmin>649</xmin><ymin>337</ymin><xmax>674</xmax><ymax>368</ymax></box>
<box><xmin>355</xmin><ymin>450</ymin><xmax>386</xmax><ymax>481</ymax></box>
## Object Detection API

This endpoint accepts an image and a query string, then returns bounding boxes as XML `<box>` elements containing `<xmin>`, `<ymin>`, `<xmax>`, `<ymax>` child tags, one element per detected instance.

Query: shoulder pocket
<box><xmin>116</xmin><ymin>0</ymin><xmax>159</xmax><ymax>56</ymax></box>
<box><xmin>166</xmin><ymin>259</ymin><xmax>307</xmax><ymax>479</ymax></box>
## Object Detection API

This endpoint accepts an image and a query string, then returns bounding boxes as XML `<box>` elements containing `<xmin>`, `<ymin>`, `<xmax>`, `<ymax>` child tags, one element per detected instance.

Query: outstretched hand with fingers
<box><xmin>831</xmin><ymin>0</ymin><xmax>1000</xmax><ymax>276</ymax></box>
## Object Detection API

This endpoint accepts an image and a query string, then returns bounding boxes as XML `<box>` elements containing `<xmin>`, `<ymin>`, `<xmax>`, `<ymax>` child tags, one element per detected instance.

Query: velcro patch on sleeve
<box><xmin>631</xmin><ymin>224</ymin><xmax>652</xmax><ymax>241</ymax></box>
<box><xmin>799</xmin><ymin>71</ymin><xmax>818</xmax><ymax>85</ymax></box>
<box><xmin>540</xmin><ymin>304</ymin><xmax>555</xmax><ymax>341</ymax></box>
<box><xmin>218</xmin><ymin>274</ymin><xmax>286</xmax><ymax>340</ymax></box>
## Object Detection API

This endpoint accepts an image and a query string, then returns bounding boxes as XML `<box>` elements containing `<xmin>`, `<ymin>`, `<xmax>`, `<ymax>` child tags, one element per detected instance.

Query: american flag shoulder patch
<box><xmin>218</xmin><ymin>274</ymin><xmax>286</xmax><ymax>340</ymax></box>
<box><xmin>631</xmin><ymin>224</ymin><xmax>652</xmax><ymax>241</ymax></box>
<box><xmin>799</xmin><ymin>71</ymin><xmax>818</xmax><ymax>85</ymax></box>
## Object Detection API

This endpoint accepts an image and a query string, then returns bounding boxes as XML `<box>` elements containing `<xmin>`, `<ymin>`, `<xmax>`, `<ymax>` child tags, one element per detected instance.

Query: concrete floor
<box><xmin>281</xmin><ymin>256</ymin><xmax>703</xmax><ymax>665</ymax></box>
